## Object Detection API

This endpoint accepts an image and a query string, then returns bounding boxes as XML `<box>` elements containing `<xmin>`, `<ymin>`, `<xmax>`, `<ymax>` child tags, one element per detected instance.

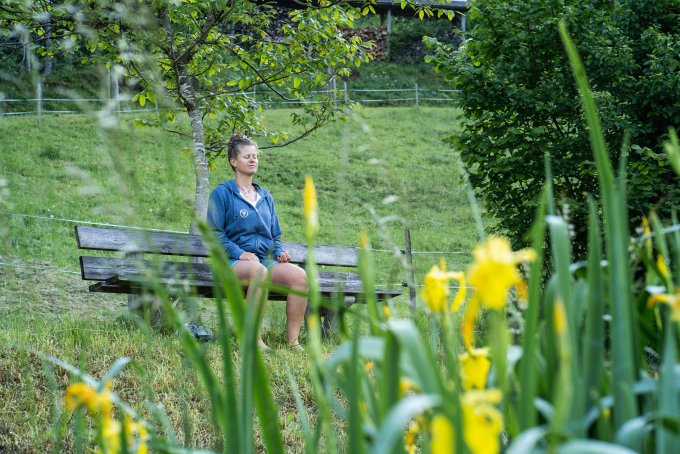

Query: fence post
<box><xmin>344</xmin><ymin>81</ymin><xmax>349</xmax><ymax>103</ymax></box>
<box><xmin>415</xmin><ymin>83</ymin><xmax>419</xmax><ymax>107</ymax></box>
<box><xmin>332</xmin><ymin>75</ymin><xmax>337</xmax><ymax>108</ymax></box>
<box><xmin>405</xmin><ymin>228</ymin><xmax>417</xmax><ymax>317</ymax></box>
<box><xmin>36</xmin><ymin>79</ymin><xmax>43</xmax><ymax>126</ymax></box>
<box><xmin>112</xmin><ymin>69</ymin><xmax>120</xmax><ymax>117</ymax></box>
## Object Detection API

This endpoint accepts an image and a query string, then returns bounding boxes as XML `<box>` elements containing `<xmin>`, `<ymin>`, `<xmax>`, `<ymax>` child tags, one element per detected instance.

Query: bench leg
<box><xmin>127</xmin><ymin>293</ymin><xmax>170</xmax><ymax>330</ymax></box>
<box><xmin>304</xmin><ymin>304</ymin><xmax>339</xmax><ymax>340</ymax></box>
<box><xmin>320</xmin><ymin>309</ymin><xmax>339</xmax><ymax>339</ymax></box>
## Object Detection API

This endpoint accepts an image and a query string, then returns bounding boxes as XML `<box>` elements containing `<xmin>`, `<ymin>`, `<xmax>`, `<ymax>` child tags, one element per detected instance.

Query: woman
<box><xmin>207</xmin><ymin>135</ymin><xmax>307</xmax><ymax>350</ymax></box>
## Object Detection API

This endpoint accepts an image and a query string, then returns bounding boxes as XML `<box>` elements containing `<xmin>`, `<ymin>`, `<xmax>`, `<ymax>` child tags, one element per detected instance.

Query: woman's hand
<box><xmin>277</xmin><ymin>251</ymin><xmax>292</xmax><ymax>263</ymax></box>
<box><xmin>239</xmin><ymin>252</ymin><xmax>260</xmax><ymax>262</ymax></box>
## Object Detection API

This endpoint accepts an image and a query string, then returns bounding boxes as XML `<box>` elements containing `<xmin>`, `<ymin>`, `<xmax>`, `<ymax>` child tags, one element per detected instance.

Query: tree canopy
<box><xmin>426</xmin><ymin>0</ymin><xmax>680</xmax><ymax>253</ymax></box>
<box><xmin>2</xmin><ymin>0</ymin><xmax>374</xmax><ymax>232</ymax></box>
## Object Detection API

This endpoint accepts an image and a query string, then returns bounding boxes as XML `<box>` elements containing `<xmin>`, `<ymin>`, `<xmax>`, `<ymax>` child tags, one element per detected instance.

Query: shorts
<box><xmin>229</xmin><ymin>257</ymin><xmax>277</xmax><ymax>269</ymax></box>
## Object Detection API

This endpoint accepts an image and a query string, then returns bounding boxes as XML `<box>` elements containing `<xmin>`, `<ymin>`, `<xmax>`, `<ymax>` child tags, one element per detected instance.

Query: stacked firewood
<box><xmin>340</xmin><ymin>27</ymin><xmax>389</xmax><ymax>61</ymax></box>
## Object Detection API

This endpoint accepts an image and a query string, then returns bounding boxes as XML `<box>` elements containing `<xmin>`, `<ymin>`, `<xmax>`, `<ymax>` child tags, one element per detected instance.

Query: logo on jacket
<box><xmin>239</xmin><ymin>209</ymin><xmax>248</xmax><ymax>218</ymax></box>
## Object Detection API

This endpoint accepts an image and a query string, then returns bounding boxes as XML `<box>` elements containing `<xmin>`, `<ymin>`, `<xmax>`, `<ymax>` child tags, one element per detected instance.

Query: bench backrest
<box><xmin>75</xmin><ymin>226</ymin><xmax>359</xmax><ymax>267</ymax></box>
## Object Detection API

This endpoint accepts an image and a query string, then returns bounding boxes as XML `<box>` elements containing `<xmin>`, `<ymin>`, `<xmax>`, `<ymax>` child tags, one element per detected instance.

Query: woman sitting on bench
<box><xmin>207</xmin><ymin>134</ymin><xmax>307</xmax><ymax>351</ymax></box>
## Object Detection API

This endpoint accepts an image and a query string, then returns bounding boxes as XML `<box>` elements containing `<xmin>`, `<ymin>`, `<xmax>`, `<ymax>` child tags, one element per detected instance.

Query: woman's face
<box><xmin>230</xmin><ymin>145</ymin><xmax>259</xmax><ymax>175</ymax></box>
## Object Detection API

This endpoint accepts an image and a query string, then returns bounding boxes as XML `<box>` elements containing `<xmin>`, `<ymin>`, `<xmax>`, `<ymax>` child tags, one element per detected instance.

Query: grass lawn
<box><xmin>0</xmin><ymin>106</ymin><xmax>482</xmax><ymax>451</ymax></box>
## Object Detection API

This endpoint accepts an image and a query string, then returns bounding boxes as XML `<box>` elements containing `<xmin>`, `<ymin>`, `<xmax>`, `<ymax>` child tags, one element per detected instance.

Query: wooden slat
<box><xmin>79</xmin><ymin>256</ymin><xmax>401</xmax><ymax>299</ymax></box>
<box><xmin>75</xmin><ymin>226</ymin><xmax>359</xmax><ymax>267</ymax></box>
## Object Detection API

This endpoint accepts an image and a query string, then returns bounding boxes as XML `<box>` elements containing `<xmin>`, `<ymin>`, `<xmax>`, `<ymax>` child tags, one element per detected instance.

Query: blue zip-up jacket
<box><xmin>207</xmin><ymin>180</ymin><xmax>284</xmax><ymax>261</ymax></box>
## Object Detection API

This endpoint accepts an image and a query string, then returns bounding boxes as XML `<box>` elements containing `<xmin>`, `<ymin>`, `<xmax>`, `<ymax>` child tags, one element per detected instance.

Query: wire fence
<box><xmin>0</xmin><ymin>211</ymin><xmax>473</xmax><ymax>298</ymax></box>
<box><xmin>0</xmin><ymin>84</ymin><xmax>461</xmax><ymax>118</ymax></box>
<box><xmin>1</xmin><ymin>210</ymin><xmax>470</xmax><ymax>258</ymax></box>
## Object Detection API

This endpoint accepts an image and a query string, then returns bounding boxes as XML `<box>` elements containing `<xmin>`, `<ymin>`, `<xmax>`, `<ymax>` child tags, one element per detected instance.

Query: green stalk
<box><xmin>559</xmin><ymin>21</ymin><xmax>638</xmax><ymax>429</ymax></box>
<box><xmin>656</xmin><ymin>323</ymin><xmax>680</xmax><ymax>453</ymax></box>
<box><xmin>518</xmin><ymin>190</ymin><xmax>547</xmax><ymax>430</ymax></box>
<box><xmin>358</xmin><ymin>234</ymin><xmax>380</xmax><ymax>335</ymax></box>
<box><xmin>200</xmin><ymin>223</ymin><xmax>284</xmax><ymax>453</ymax></box>
<box><xmin>348</xmin><ymin>323</ymin><xmax>365</xmax><ymax>454</ymax></box>
<box><xmin>550</xmin><ymin>298</ymin><xmax>574</xmax><ymax>449</ymax></box>
<box><xmin>672</xmin><ymin>210</ymin><xmax>680</xmax><ymax>284</ymax></box>
<box><xmin>583</xmin><ymin>198</ymin><xmax>604</xmax><ymax>416</ymax></box>
<box><xmin>547</xmin><ymin>214</ymin><xmax>584</xmax><ymax>433</ymax></box>
<box><xmin>305</xmin><ymin>229</ymin><xmax>337</xmax><ymax>454</ymax></box>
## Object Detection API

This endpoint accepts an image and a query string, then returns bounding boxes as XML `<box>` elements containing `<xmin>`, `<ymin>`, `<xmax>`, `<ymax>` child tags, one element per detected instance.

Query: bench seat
<box><xmin>75</xmin><ymin>226</ymin><xmax>405</xmax><ymax>304</ymax></box>
<box><xmin>79</xmin><ymin>255</ymin><xmax>402</xmax><ymax>302</ymax></box>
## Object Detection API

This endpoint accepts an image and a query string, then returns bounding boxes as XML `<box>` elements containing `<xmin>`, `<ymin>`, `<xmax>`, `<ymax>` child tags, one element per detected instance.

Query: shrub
<box><xmin>425</xmin><ymin>0</ymin><xmax>680</xmax><ymax>254</ymax></box>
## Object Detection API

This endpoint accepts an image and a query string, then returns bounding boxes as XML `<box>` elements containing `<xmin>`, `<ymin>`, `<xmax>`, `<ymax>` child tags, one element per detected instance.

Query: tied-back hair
<box><xmin>227</xmin><ymin>134</ymin><xmax>257</xmax><ymax>170</ymax></box>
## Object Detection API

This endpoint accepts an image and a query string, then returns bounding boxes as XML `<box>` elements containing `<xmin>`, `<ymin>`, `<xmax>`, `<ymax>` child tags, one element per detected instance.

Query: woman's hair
<box><xmin>227</xmin><ymin>134</ymin><xmax>257</xmax><ymax>171</ymax></box>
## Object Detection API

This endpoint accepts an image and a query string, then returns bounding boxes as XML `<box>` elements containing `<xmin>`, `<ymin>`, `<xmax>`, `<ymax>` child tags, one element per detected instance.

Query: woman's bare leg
<box><xmin>232</xmin><ymin>261</ymin><xmax>269</xmax><ymax>348</ymax></box>
<box><xmin>271</xmin><ymin>263</ymin><xmax>308</xmax><ymax>345</ymax></box>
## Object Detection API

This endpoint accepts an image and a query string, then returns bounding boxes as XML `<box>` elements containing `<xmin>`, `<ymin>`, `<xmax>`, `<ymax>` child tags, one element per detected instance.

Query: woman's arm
<box><xmin>207</xmin><ymin>189</ymin><xmax>246</xmax><ymax>260</ymax></box>
<box><xmin>269</xmin><ymin>196</ymin><xmax>285</xmax><ymax>261</ymax></box>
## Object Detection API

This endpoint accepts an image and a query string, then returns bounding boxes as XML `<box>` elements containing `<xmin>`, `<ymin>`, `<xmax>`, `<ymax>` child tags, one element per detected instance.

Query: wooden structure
<box><xmin>75</xmin><ymin>226</ymin><xmax>413</xmax><ymax>332</ymax></box>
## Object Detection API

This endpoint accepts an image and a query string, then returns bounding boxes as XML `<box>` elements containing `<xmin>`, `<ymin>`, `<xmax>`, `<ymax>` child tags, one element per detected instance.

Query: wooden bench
<box><xmin>75</xmin><ymin>226</ymin><xmax>411</xmax><ymax>330</ymax></box>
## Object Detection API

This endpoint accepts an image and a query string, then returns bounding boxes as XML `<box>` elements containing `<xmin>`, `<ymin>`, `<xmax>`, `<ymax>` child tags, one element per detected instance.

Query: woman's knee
<box><xmin>236</xmin><ymin>262</ymin><xmax>268</xmax><ymax>281</ymax></box>
<box><xmin>290</xmin><ymin>266</ymin><xmax>307</xmax><ymax>289</ymax></box>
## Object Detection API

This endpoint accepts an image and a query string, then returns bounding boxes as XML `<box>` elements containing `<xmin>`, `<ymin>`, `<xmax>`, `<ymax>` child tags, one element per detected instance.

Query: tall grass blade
<box><xmin>456</xmin><ymin>153</ymin><xmax>485</xmax><ymax>240</ymax></box>
<box><xmin>559</xmin><ymin>21</ymin><xmax>638</xmax><ymax>429</ymax></box>
<box><xmin>199</xmin><ymin>223</ymin><xmax>285</xmax><ymax>453</ymax></box>
<box><xmin>202</xmin><ymin>246</ymin><xmax>242</xmax><ymax>452</ymax></box>
<box><xmin>518</xmin><ymin>189</ymin><xmax>547</xmax><ymax>430</ymax></box>
<box><xmin>358</xmin><ymin>234</ymin><xmax>380</xmax><ymax>335</ymax></box>
<box><xmin>380</xmin><ymin>330</ymin><xmax>401</xmax><ymax>422</ymax></box>
<box><xmin>347</xmin><ymin>325</ymin><xmax>366</xmax><ymax>454</ymax></box>
<box><xmin>287</xmin><ymin>371</ymin><xmax>316</xmax><ymax>454</ymax></box>
<box><xmin>583</xmin><ymin>198</ymin><xmax>604</xmax><ymax>413</ymax></box>
<box><xmin>100</xmin><ymin>357</ymin><xmax>133</xmax><ymax>386</ymax></box>
<box><xmin>672</xmin><ymin>210</ymin><xmax>680</xmax><ymax>284</ymax></box>
<box><xmin>656</xmin><ymin>324</ymin><xmax>680</xmax><ymax>452</ymax></box>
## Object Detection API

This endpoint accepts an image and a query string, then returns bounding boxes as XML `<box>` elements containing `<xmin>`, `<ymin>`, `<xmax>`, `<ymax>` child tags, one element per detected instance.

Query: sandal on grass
<box><xmin>288</xmin><ymin>341</ymin><xmax>304</xmax><ymax>351</ymax></box>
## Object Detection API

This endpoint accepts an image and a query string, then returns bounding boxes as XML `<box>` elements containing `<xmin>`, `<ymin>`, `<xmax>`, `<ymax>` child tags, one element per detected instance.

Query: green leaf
<box><xmin>560</xmin><ymin>20</ymin><xmax>638</xmax><ymax>430</ymax></box>
<box><xmin>507</xmin><ymin>426</ymin><xmax>548</xmax><ymax>454</ymax></box>
<box><xmin>371</xmin><ymin>395</ymin><xmax>441</xmax><ymax>453</ymax></box>
<box><xmin>558</xmin><ymin>440</ymin><xmax>638</xmax><ymax>454</ymax></box>
<box><xmin>100</xmin><ymin>357</ymin><xmax>132</xmax><ymax>387</ymax></box>
<box><xmin>664</xmin><ymin>128</ymin><xmax>680</xmax><ymax>176</ymax></box>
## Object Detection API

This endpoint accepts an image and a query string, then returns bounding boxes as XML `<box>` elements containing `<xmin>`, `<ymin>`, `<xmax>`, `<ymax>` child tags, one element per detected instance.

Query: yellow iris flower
<box><xmin>430</xmin><ymin>414</ymin><xmax>454</xmax><ymax>454</ymax></box>
<box><xmin>459</xmin><ymin>347</ymin><xmax>491</xmax><ymax>390</ymax></box>
<box><xmin>65</xmin><ymin>381</ymin><xmax>113</xmax><ymax>416</ymax></box>
<box><xmin>422</xmin><ymin>258</ymin><xmax>466</xmax><ymax>312</ymax></box>
<box><xmin>399</xmin><ymin>377</ymin><xmax>420</xmax><ymax>396</ymax></box>
<box><xmin>99</xmin><ymin>414</ymin><xmax>149</xmax><ymax>454</ymax></box>
<box><xmin>65</xmin><ymin>381</ymin><xmax>148</xmax><ymax>454</ymax></box>
<box><xmin>468</xmin><ymin>236</ymin><xmax>535</xmax><ymax>310</ymax></box>
<box><xmin>304</xmin><ymin>175</ymin><xmax>319</xmax><ymax>237</ymax></box>
<box><xmin>462</xmin><ymin>389</ymin><xmax>504</xmax><ymax>454</ymax></box>
<box><xmin>657</xmin><ymin>255</ymin><xmax>670</xmax><ymax>280</ymax></box>
<box><xmin>404</xmin><ymin>419</ymin><xmax>421</xmax><ymax>454</ymax></box>
<box><xmin>648</xmin><ymin>291</ymin><xmax>680</xmax><ymax>321</ymax></box>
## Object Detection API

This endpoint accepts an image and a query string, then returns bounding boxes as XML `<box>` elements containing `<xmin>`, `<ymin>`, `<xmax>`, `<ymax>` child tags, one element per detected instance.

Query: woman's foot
<box><xmin>258</xmin><ymin>339</ymin><xmax>271</xmax><ymax>351</ymax></box>
<box><xmin>288</xmin><ymin>341</ymin><xmax>304</xmax><ymax>351</ymax></box>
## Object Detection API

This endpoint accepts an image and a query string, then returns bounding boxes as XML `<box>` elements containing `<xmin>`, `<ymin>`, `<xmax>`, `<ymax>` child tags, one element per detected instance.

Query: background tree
<box><xmin>2</xmin><ymin>0</ymin><xmax>372</xmax><ymax>233</ymax></box>
<box><xmin>426</xmin><ymin>0</ymin><xmax>680</xmax><ymax>254</ymax></box>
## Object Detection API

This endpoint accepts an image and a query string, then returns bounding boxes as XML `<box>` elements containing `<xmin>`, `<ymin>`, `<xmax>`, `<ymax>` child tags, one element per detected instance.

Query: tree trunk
<box><xmin>177</xmin><ymin>62</ymin><xmax>210</xmax><ymax>235</ymax></box>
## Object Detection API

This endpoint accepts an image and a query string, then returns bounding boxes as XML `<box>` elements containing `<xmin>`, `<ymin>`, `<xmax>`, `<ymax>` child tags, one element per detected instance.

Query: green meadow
<box><xmin>0</xmin><ymin>107</ymin><xmax>477</xmax><ymax>451</ymax></box>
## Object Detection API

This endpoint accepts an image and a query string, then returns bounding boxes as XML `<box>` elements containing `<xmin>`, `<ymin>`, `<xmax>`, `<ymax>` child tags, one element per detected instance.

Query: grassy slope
<box><xmin>0</xmin><ymin>107</ymin><xmax>479</xmax><ymax>451</ymax></box>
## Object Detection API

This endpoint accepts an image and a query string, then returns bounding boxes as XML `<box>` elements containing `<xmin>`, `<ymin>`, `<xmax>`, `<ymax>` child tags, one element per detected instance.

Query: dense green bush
<box><xmin>426</xmin><ymin>0</ymin><xmax>680</xmax><ymax>253</ymax></box>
